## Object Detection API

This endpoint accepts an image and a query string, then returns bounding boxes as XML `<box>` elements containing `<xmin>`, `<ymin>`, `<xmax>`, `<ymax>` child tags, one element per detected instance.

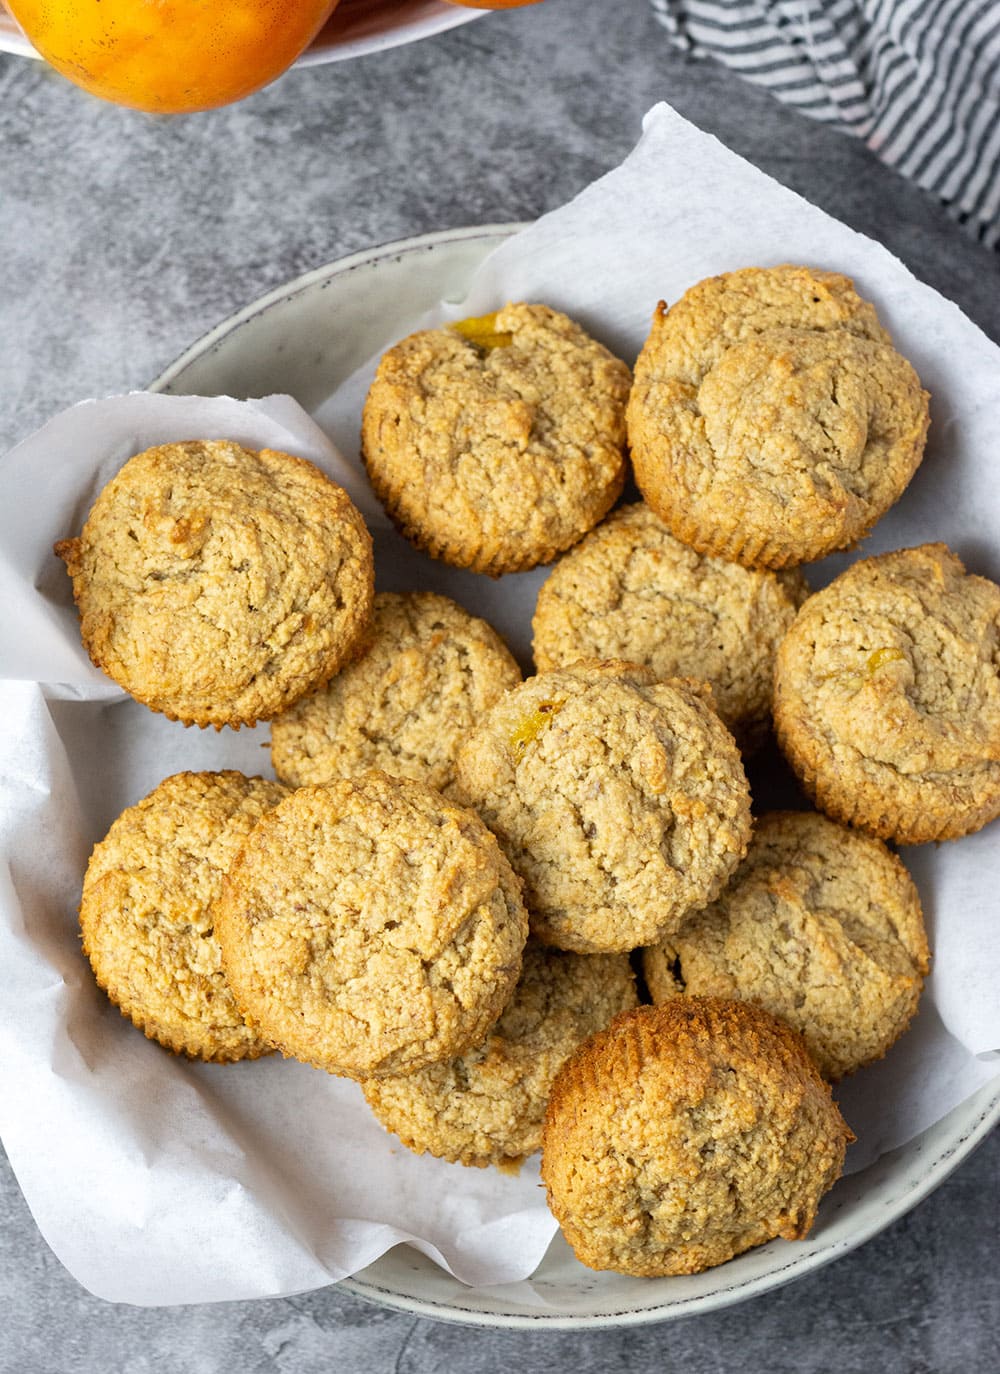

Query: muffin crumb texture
<box><xmin>774</xmin><ymin>543</ymin><xmax>1000</xmax><ymax>842</ymax></box>
<box><xmin>532</xmin><ymin>501</ymin><xmax>808</xmax><ymax>749</ymax></box>
<box><xmin>361</xmin><ymin>303</ymin><xmax>631</xmax><ymax>575</ymax></box>
<box><xmin>214</xmin><ymin>772</ymin><xmax>528</xmax><ymax>1080</ymax></box>
<box><xmin>79</xmin><ymin>770</ymin><xmax>287</xmax><ymax>1062</ymax></box>
<box><xmin>55</xmin><ymin>439</ymin><xmax>374</xmax><ymax>727</ymax></box>
<box><xmin>364</xmin><ymin>942</ymin><xmax>638</xmax><ymax>1168</ymax></box>
<box><xmin>643</xmin><ymin>811</ymin><xmax>930</xmax><ymax>1079</ymax></box>
<box><xmin>541</xmin><ymin>999</ymin><xmax>853</xmax><ymax>1275</ymax></box>
<box><xmin>626</xmin><ymin>265</ymin><xmax>929</xmax><ymax>567</ymax></box>
<box><xmin>454</xmin><ymin>660</ymin><xmax>752</xmax><ymax>953</ymax></box>
<box><xmin>271</xmin><ymin>591</ymin><xmax>521</xmax><ymax>799</ymax></box>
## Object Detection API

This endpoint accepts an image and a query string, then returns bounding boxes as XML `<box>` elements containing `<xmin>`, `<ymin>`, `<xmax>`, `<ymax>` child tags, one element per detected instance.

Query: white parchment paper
<box><xmin>1</xmin><ymin>104</ymin><xmax>998</xmax><ymax>1306</ymax></box>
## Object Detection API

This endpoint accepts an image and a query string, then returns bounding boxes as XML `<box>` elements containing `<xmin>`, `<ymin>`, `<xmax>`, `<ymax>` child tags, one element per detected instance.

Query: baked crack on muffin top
<box><xmin>271</xmin><ymin>591</ymin><xmax>521</xmax><ymax>800</ymax></box>
<box><xmin>55</xmin><ymin>439</ymin><xmax>374</xmax><ymax>727</ymax></box>
<box><xmin>626</xmin><ymin>265</ymin><xmax>929</xmax><ymax>568</ymax></box>
<box><xmin>643</xmin><ymin>810</ymin><xmax>930</xmax><ymax>1080</ymax></box>
<box><xmin>454</xmin><ymin>660</ymin><xmax>752</xmax><ymax>953</ymax></box>
<box><xmin>361</xmin><ymin>303</ymin><xmax>631</xmax><ymax>576</ymax></box>
<box><xmin>532</xmin><ymin>502</ymin><xmax>809</xmax><ymax>750</ymax></box>
<box><xmin>213</xmin><ymin>772</ymin><xmax>528</xmax><ymax>1080</ymax></box>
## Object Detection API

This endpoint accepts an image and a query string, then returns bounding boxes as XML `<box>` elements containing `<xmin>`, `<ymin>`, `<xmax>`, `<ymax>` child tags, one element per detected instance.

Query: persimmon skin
<box><xmin>7</xmin><ymin>0</ymin><xmax>341</xmax><ymax>113</ymax></box>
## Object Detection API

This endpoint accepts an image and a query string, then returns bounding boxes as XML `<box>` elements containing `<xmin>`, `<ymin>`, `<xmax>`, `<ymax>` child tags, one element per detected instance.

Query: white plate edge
<box><xmin>150</xmin><ymin>223</ymin><xmax>527</xmax><ymax>395</ymax></box>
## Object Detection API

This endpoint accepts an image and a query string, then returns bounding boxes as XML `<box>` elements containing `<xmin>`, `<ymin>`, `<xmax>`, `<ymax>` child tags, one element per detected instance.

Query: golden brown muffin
<box><xmin>532</xmin><ymin>502</ymin><xmax>809</xmax><ymax>750</ymax></box>
<box><xmin>214</xmin><ymin>772</ymin><xmax>528</xmax><ymax>1081</ymax></box>
<box><xmin>453</xmin><ymin>660</ymin><xmax>752</xmax><ymax>953</ymax></box>
<box><xmin>626</xmin><ymin>266</ymin><xmax>929</xmax><ymax>568</ymax></box>
<box><xmin>79</xmin><ymin>770</ymin><xmax>287</xmax><ymax>1061</ymax></box>
<box><xmin>55</xmin><ymin>439</ymin><xmax>374</xmax><ymax>727</ymax></box>
<box><xmin>643</xmin><ymin>811</ymin><xmax>930</xmax><ymax>1079</ymax></box>
<box><xmin>541</xmin><ymin>999</ymin><xmax>853</xmax><ymax>1276</ymax></box>
<box><xmin>363</xmin><ymin>942</ymin><xmax>638</xmax><ymax>1169</ymax></box>
<box><xmin>360</xmin><ymin>303</ymin><xmax>631</xmax><ymax>576</ymax></box>
<box><xmin>774</xmin><ymin>543</ymin><xmax>1000</xmax><ymax>843</ymax></box>
<box><xmin>271</xmin><ymin>591</ymin><xmax>522</xmax><ymax>801</ymax></box>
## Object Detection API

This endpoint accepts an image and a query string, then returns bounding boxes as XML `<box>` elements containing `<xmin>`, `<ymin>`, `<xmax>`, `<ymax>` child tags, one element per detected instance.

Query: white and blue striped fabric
<box><xmin>649</xmin><ymin>0</ymin><xmax>1000</xmax><ymax>248</ymax></box>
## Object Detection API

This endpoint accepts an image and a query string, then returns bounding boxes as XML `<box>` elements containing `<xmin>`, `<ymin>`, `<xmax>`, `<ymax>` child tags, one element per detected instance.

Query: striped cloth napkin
<box><xmin>650</xmin><ymin>0</ymin><xmax>1000</xmax><ymax>248</ymax></box>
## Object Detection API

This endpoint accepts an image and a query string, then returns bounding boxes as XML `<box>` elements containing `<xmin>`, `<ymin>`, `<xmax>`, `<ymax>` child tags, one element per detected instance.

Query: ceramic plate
<box><xmin>152</xmin><ymin>225</ymin><xmax>1000</xmax><ymax>1329</ymax></box>
<box><xmin>0</xmin><ymin>0</ymin><xmax>479</xmax><ymax>64</ymax></box>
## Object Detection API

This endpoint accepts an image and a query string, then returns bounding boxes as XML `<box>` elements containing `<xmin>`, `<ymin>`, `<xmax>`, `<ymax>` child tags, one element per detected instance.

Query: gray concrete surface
<box><xmin>0</xmin><ymin>0</ymin><xmax>998</xmax><ymax>1368</ymax></box>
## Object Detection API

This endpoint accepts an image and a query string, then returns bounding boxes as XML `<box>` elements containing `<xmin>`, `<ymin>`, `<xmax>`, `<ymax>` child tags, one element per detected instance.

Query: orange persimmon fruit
<box><xmin>6</xmin><ymin>0</ymin><xmax>342</xmax><ymax>113</ymax></box>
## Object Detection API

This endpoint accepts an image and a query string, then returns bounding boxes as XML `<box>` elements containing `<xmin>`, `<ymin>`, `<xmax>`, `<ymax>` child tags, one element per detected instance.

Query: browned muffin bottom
<box><xmin>55</xmin><ymin>439</ymin><xmax>374</xmax><ymax>727</ymax></box>
<box><xmin>626</xmin><ymin>266</ymin><xmax>929</xmax><ymax>568</ymax></box>
<box><xmin>361</xmin><ymin>303</ymin><xmax>631</xmax><ymax>576</ymax></box>
<box><xmin>541</xmin><ymin>999</ymin><xmax>853</xmax><ymax>1276</ymax></box>
<box><xmin>774</xmin><ymin>543</ymin><xmax>1000</xmax><ymax>842</ymax></box>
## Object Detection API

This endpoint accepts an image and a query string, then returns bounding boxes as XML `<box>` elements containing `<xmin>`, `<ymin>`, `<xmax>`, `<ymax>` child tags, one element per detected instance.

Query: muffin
<box><xmin>541</xmin><ymin>999</ymin><xmax>853</xmax><ymax>1276</ymax></box>
<box><xmin>55</xmin><ymin>439</ymin><xmax>374</xmax><ymax>727</ymax></box>
<box><xmin>643</xmin><ymin>811</ymin><xmax>930</xmax><ymax>1079</ymax></box>
<box><xmin>364</xmin><ymin>942</ymin><xmax>638</xmax><ymax>1169</ymax></box>
<box><xmin>774</xmin><ymin>543</ymin><xmax>1000</xmax><ymax>842</ymax></box>
<box><xmin>532</xmin><ymin>502</ymin><xmax>809</xmax><ymax>750</ymax></box>
<box><xmin>213</xmin><ymin>772</ymin><xmax>528</xmax><ymax>1080</ymax></box>
<box><xmin>79</xmin><ymin>770</ymin><xmax>287</xmax><ymax>1061</ymax></box>
<box><xmin>626</xmin><ymin>266</ymin><xmax>929</xmax><ymax>568</ymax></box>
<box><xmin>361</xmin><ymin>303</ymin><xmax>631</xmax><ymax>575</ymax></box>
<box><xmin>271</xmin><ymin>591</ymin><xmax>521</xmax><ymax>800</ymax></box>
<box><xmin>453</xmin><ymin>660</ymin><xmax>752</xmax><ymax>953</ymax></box>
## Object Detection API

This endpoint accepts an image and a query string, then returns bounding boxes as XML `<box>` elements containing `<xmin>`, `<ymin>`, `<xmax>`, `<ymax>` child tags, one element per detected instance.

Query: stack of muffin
<box><xmin>57</xmin><ymin>268</ymin><xmax>1000</xmax><ymax>1280</ymax></box>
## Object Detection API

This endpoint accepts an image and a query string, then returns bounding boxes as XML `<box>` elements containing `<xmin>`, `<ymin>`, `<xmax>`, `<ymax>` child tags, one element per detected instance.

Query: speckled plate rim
<box><xmin>149</xmin><ymin>224</ymin><xmax>1000</xmax><ymax>1330</ymax></box>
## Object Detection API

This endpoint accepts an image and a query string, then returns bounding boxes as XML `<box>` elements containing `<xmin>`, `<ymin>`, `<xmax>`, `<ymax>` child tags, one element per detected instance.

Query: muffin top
<box><xmin>643</xmin><ymin>810</ymin><xmax>930</xmax><ymax>1079</ymax></box>
<box><xmin>364</xmin><ymin>942</ymin><xmax>638</xmax><ymax>1169</ymax></box>
<box><xmin>626</xmin><ymin>266</ymin><xmax>929</xmax><ymax>568</ymax></box>
<box><xmin>271</xmin><ymin>591</ymin><xmax>521</xmax><ymax>800</ymax></box>
<box><xmin>55</xmin><ymin>439</ymin><xmax>374</xmax><ymax>727</ymax></box>
<box><xmin>361</xmin><ymin>303</ymin><xmax>631</xmax><ymax>576</ymax></box>
<box><xmin>214</xmin><ymin>772</ymin><xmax>528</xmax><ymax>1080</ymax></box>
<box><xmin>79</xmin><ymin>770</ymin><xmax>287</xmax><ymax>1062</ymax></box>
<box><xmin>532</xmin><ymin>502</ymin><xmax>809</xmax><ymax>749</ymax></box>
<box><xmin>774</xmin><ymin>543</ymin><xmax>1000</xmax><ymax>842</ymax></box>
<box><xmin>541</xmin><ymin>999</ymin><xmax>853</xmax><ymax>1276</ymax></box>
<box><xmin>454</xmin><ymin>660</ymin><xmax>752</xmax><ymax>953</ymax></box>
